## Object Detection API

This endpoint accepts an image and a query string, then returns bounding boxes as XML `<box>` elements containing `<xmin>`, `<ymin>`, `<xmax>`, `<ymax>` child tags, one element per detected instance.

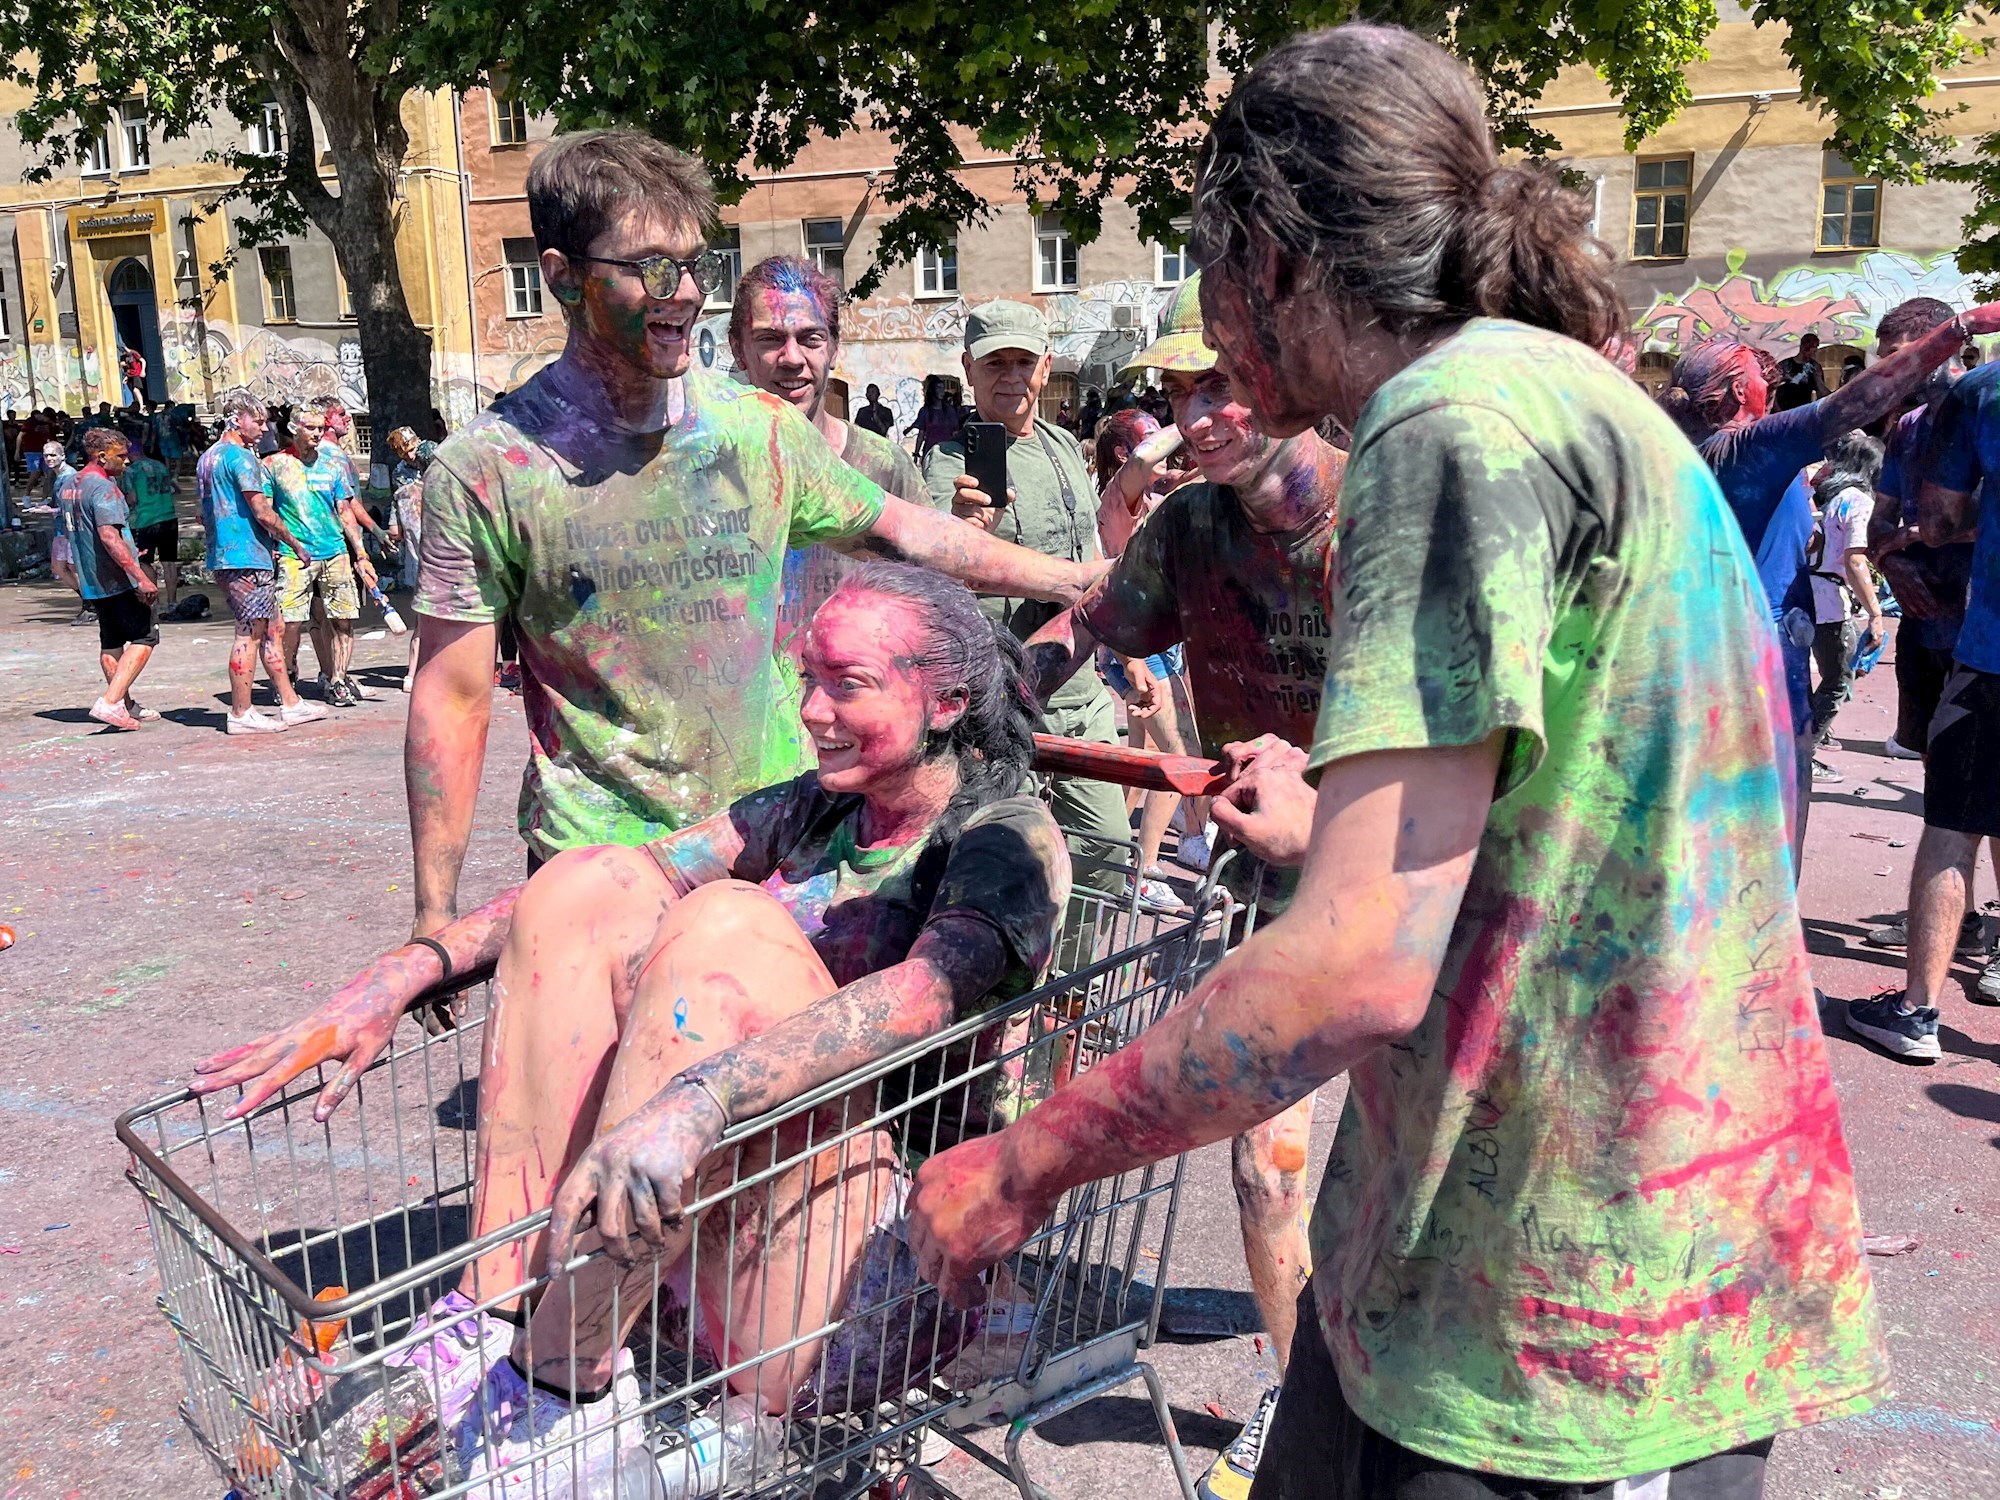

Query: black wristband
<box><xmin>407</xmin><ymin>935</ymin><xmax>454</xmax><ymax>982</ymax></box>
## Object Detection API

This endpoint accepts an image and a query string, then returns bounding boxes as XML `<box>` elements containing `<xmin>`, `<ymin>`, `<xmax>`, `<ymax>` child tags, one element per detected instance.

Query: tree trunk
<box><xmin>266</xmin><ymin>0</ymin><xmax>435</xmax><ymax>467</ymax></box>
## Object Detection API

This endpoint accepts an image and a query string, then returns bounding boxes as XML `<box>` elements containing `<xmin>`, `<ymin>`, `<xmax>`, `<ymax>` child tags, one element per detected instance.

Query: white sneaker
<box><xmin>451</xmin><ymin>1350</ymin><xmax>643</xmax><ymax>1498</ymax></box>
<box><xmin>123</xmin><ymin>697</ymin><xmax>161</xmax><ymax>722</ymax></box>
<box><xmin>1883</xmin><ymin>734</ymin><xmax>1923</xmax><ymax>760</ymax></box>
<box><xmin>281</xmin><ymin>699</ymin><xmax>331</xmax><ymax>726</ymax></box>
<box><xmin>385</xmin><ymin>1290</ymin><xmax>519</xmax><ymax>1434</ymax></box>
<box><xmin>1130</xmin><ymin>876</ymin><xmax>1184</xmax><ymax>914</ymax></box>
<box><xmin>88</xmin><ymin>697</ymin><xmax>140</xmax><ymax>731</ymax></box>
<box><xmin>1177</xmin><ymin>823</ymin><xmax>1217</xmax><ymax>873</ymax></box>
<box><xmin>227</xmin><ymin>708</ymin><xmax>287</xmax><ymax>735</ymax></box>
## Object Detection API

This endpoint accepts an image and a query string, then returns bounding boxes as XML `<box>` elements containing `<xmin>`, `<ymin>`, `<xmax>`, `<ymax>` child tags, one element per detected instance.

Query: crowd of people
<box><xmin>28</xmin><ymin>20</ymin><xmax>2000</xmax><ymax>1500</ymax></box>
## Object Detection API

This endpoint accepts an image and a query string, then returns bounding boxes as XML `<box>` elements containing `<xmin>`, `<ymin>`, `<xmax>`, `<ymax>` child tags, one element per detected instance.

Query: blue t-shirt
<box><xmin>1878</xmin><ymin>404</ymin><xmax>1972</xmax><ymax>654</ymax></box>
<box><xmin>1922</xmin><ymin>360</ymin><xmax>2000</xmax><ymax>673</ymax></box>
<box><xmin>197</xmin><ymin>438</ymin><xmax>276</xmax><ymax>571</ymax></box>
<box><xmin>1699</xmin><ymin>404</ymin><xmax>1822</xmax><ymax>735</ymax></box>
<box><xmin>73</xmin><ymin>471</ymin><xmax>135</xmax><ymax>601</ymax></box>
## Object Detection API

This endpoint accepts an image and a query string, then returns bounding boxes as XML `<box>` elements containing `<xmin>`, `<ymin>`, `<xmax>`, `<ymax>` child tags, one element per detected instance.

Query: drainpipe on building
<box><xmin>452</xmin><ymin>92</ymin><xmax>482</xmax><ymax>419</ymax></box>
<box><xmin>11</xmin><ymin>220</ymin><xmax>38</xmax><ymax>411</ymax></box>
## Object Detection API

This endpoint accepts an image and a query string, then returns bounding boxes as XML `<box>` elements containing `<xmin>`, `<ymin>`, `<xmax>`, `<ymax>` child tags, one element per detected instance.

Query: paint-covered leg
<box><xmin>457</xmin><ymin>846</ymin><xmax>676</xmax><ymax>1310</ymax></box>
<box><xmin>1231</xmin><ymin>1092</ymin><xmax>1315</xmax><ymax>1371</ymax></box>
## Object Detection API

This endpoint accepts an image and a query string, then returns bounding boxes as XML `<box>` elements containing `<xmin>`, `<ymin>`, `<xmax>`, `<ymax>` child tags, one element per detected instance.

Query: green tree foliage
<box><xmin>0</xmin><ymin>0</ymin><xmax>437</xmax><ymax>442</ymax></box>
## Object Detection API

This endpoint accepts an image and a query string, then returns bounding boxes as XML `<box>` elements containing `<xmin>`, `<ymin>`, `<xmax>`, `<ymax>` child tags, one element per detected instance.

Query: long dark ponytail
<box><xmin>1190</xmin><ymin>23</ymin><xmax>1626</xmax><ymax>351</ymax></box>
<box><xmin>828</xmin><ymin>562</ymin><xmax>1044</xmax><ymax>840</ymax></box>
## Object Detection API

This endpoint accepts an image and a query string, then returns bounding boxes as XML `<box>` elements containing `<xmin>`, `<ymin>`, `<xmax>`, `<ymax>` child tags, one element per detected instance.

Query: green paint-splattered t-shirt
<box><xmin>416</xmin><ymin>365</ymin><xmax>888</xmax><ymax>858</ymax></box>
<box><xmin>1305</xmin><ymin>320</ymin><xmax>1885</xmax><ymax>1479</ymax></box>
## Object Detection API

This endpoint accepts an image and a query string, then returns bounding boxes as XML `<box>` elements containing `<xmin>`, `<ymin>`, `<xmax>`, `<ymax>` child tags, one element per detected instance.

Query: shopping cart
<box><xmin>119</xmin><ymin>742</ymin><xmax>1255</xmax><ymax>1500</ymax></box>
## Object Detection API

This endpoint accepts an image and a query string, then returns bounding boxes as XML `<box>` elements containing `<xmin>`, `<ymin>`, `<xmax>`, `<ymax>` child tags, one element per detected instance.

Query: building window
<box><xmin>491</xmin><ymin>91</ymin><xmax>529</xmax><ymax>147</ymax></box>
<box><xmin>260</xmin><ymin>246</ymin><xmax>296</xmax><ymax>323</ymax></box>
<box><xmin>1034</xmin><ymin>212</ymin><xmax>1078</xmax><ymax>291</ymax></box>
<box><xmin>1820</xmin><ymin>152</ymin><xmax>1881</xmax><ymax>250</ymax></box>
<box><xmin>916</xmin><ymin>241</ymin><xmax>958</xmax><ymax>297</ymax></box>
<box><xmin>803</xmin><ymin>219</ymin><xmax>845</xmax><ymax>285</ymax></box>
<box><xmin>503</xmin><ymin>237</ymin><xmax>543</xmax><ymax>318</ymax></box>
<box><xmin>119</xmin><ymin>101</ymin><xmax>149</xmax><ymax>172</ymax></box>
<box><xmin>707</xmin><ymin>225</ymin><xmax>740</xmax><ymax>308</ymax></box>
<box><xmin>1630</xmin><ymin>156</ymin><xmax>1691</xmax><ymax>259</ymax></box>
<box><xmin>0</xmin><ymin>268</ymin><xmax>12</xmax><ymax>340</ymax></box>
<box><xmin>79</xmin><ymin>127</ymin><xmax>113</xmax><ymax>177</ymax></box>
<box><xmin>1155</xmin><ymin>220</ymin><xmax>1191</xmax><ymax>284</ymax></box>
<box><xmin>249</xmin><ymin>101</ymin><xmax>284</xmax><ymax>158</ymax></box>
<box><xmin>335</xmin><ymin>262</ymin><xmax>355</xmax><ymax>321</ymax></box>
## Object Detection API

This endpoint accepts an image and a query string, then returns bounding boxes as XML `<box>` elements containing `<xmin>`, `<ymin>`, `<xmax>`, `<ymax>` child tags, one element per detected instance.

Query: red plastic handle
<box><xmin>1031</xmin><ymin>733</ymin><xmax>1228</xmax><ymax>795</ymax></box>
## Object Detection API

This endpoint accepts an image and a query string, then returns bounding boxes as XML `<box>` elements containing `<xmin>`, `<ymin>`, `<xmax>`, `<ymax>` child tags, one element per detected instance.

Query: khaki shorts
<box><xmin>277</xmin><ymin>551</ymin><xmax>360</xmax><ymax>624</ymax></box>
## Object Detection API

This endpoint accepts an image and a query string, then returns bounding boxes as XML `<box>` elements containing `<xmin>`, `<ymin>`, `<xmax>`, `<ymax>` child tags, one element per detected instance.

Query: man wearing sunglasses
<box><xmin>407</xmin><ymin>129</ymin><xmax>1103</xmax><ymax>942</ymax></box>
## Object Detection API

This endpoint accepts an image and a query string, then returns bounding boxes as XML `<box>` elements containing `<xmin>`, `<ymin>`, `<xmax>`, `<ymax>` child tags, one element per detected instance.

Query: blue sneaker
<box><xmin>1845</xmin><ymin>991</ymin><xmax>1941</xmax><ymax>1060</ymax></box>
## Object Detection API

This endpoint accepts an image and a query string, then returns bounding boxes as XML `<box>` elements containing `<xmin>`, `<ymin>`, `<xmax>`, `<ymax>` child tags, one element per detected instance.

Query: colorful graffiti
<box><xmin>1635</xmin><ymin>248</ymin><xmax>1980</xmax><ymax>353</ymax></box>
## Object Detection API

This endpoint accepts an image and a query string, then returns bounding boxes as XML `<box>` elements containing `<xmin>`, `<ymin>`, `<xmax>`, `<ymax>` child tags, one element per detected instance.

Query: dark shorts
<box><xmin>93</xmin><ymin>590</ymin><xmax>158</xmax><ymax>652</ymax></box>
<box><xmin>1251</xmin><ymin>1287</ymin><xmax>1772</xmax><ymax>1500</ymax></box>
<box><xmin>1924</xmin><ymin>664</ymin><xmax>2000</xmax><ymax>838</ymax></box>
<box><xmin>132</xmin><ymin>518</ymin><xmax>179</xmax><ymax>565</ymax></box>
<box><xmin>1895</xmin><ymin>635</ymin><xmax>1957</xmax><ymax>753</ymax></box>
<box><xmin>215</xmin><ymin>566</ymin><xmax>277</xmax><ymax>627</ymax></box>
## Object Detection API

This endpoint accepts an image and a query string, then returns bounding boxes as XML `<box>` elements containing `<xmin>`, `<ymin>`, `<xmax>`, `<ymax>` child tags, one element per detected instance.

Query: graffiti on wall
<box><xmin>1635</xmin><ymin>248</ymin><xmax>1979</xmax><ymax>353</ymax></box>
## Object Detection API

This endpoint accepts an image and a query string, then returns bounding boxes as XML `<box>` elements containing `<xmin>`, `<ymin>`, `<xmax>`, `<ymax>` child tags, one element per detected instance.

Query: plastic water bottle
<box><xmin>599</xmin><ymin>1395</ymin><xmax>790</xmax><ymax>1499</ymax></box>
<box><xmin>368</xmin><ymin>582</ymin><xmax>409</xmax><ymax>636</ymax></box>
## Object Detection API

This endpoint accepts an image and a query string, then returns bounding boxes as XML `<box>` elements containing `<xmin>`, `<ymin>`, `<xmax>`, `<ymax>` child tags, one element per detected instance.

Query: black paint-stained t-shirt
<box><xmin>648</xmin><ymin>779</ymin><xmax>1069</xmax><ymax>996</ymax></box>
<box><xmin>1081</xmin><ymin>479</ymin><xmax>1337</xmax><ymax>752</ymax></box>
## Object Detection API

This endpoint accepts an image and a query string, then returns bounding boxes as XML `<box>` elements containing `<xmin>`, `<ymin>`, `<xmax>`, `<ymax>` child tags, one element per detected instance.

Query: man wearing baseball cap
<box><xmin>924</xmin><ymin>299</ymin><xmax>1129</xmax><ymax>894</ymax></box>
<box><xmin>1020</xmin><ymin>271</ymin><xmax>1349</xmax><ymax>1500</ymax></box>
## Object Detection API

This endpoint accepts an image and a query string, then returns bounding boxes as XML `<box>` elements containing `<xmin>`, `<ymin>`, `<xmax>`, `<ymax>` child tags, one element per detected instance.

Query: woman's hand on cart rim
<box><xmin>188</xmin><ymin>949</ymin><xmax>433</xmax><ymax>1122</ymax></box>
<box><xmin>907</xmin><ymin>1132</ymin><xmax>1058</xmax><ymax>1310</ymax></box>
<box><xmin>546</xmin><ymin>1081</ymin><xmax>728</xmax><ymax>1269</ymax></box>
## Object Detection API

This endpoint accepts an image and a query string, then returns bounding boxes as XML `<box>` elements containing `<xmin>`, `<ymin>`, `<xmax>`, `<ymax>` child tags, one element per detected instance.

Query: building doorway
<box><xmin>106</xmin><ymin>257</ymin><xmax>167</xmax><ymax>405</ymax></box>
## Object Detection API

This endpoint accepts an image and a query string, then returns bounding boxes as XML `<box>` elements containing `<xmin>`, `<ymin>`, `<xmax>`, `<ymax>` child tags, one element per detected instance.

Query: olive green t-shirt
<box><xmin>923</xmin><ymin>418</ymin><xmax>1108</xmax><ymax>714</ymax></box>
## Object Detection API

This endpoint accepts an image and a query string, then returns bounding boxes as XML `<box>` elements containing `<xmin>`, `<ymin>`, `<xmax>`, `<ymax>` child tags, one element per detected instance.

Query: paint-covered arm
<box><xmin>854</xmin><ymin>494</ymin><xmax>1108</xmax><ymax>607</ymax></box>
<box><xmin>333</xmin><ymin>496</ymin><xmax>379</xmax><ymax>588</ymax></box>
<box><xmin>1816</xmin><ymin>305</ymin><xmax>2000</xmax><ymax>441</ymax></box>
<box><xmin>406</xmin><ymin>615</ymin><xmax>497</xmax><ymax>937</ymax></box>
<box><xmin>96</xmin><ymin>521</ymin><xmax>154</xmax><ymax>596</ymax></box>
<box><xmin>240</xmin><ymin>478</ymin><xmax>311</xmax><ymax>566</ymax></box>
<box><xmin>1914</xmin><ymin>478</ymin><xmax>1978</xmax><ymax>547</ymax></box>
<box><xmin>906</xmin><ymin>737</ymin><xmax>1499</xmax><ymax>1303</ymax></box>
<box><xmin>548</xmin><ymin>915</ymin><xmax>1010</xmax><ymax>1265</ymax></box>
<box><xmin>190</xmin><ymin>886</ymin><xmax>521</xmax><ymax>1120</ymax></box>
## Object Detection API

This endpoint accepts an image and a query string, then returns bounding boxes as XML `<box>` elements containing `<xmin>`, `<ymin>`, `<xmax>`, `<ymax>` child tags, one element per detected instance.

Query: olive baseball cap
<box><xmin>1120</xmin><ymin>273</ymin><xmax>1215</xmax><ymax>378</ymax></box>
<box><xmin>965</xmin><ymin>300</ymin><xmax>1050</xmax><ymax>359</ymax></box>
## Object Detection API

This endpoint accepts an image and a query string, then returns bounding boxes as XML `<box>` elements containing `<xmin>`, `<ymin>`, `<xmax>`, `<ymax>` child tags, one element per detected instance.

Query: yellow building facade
<box><xmin>0</xmin><ymin>83</ymin><xmax>475</xmax><ymax>427</ymax></box>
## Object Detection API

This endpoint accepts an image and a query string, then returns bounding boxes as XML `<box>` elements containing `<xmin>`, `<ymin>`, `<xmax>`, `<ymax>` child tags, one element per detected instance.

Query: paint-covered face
<box><xmin>555</xmin><ymin>209</ymin><xmax>706</xmax><ymax>381</ymax></box>
<box><xmin>231</xmin><ymin>407</ymin><xmax>269</xmax><ymax>443</ymax></box>
<box><xmin>95</xmin><ymin>439</ymin><xmax>131</xmax><ymax>477</ymax></box>
<box><xmin>323</xmin><ymin>405</ymin><xmax>350</xmax><ymax>440</ymax></box>
<box><xmin>731</xmin><ymin>287</ymin><xmax>835</xmax><ymax>419</ymax></box>
<box><xmin>1198</xmin><ymin>271</ymin><xmax>1330</xmax><ymax>438</ymax></box>
<box><xmin>799</xmin><ymin>592</ymin><xmax>963</xmax><ymax>795</ymax></box>
<box><xmin>1729</xmin><ymin>349</ymin><xmax>1770</xmax><ymax>422</ymax></box>
<box><xmin>1162</xmin><ymin>368</ymin><xmax>1280</xmax><ymax>487</ymax></box>
<box><xmin>292</xmin><ymin>414</ymin><xmax>328</xmax><ymax>459</ymax></box>
<box><xmin>964</xmin><ymin>347</ymin><xmax>1051</xmax><ymax>430</ymax></box>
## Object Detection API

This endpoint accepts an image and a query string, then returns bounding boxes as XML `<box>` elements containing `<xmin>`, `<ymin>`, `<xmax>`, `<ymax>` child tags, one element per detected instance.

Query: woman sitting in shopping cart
<box><xmin>192</xmin><ymin>561</ymin><xmax>1070</xmax><ymax>1481</ymax></box>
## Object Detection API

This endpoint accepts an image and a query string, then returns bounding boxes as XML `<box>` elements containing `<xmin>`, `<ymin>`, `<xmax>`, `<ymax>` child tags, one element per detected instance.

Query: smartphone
<box><xmin>962</xmin><ymin>421</ymin><xmax>1010</xmax><ymax>508</ymax></box>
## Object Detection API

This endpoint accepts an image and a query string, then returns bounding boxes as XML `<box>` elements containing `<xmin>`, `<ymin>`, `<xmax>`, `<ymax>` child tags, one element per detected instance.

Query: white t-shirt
<box><xmin>1811</xmin><ymin>484</ymin><xmax>1871</xmax><ymax>624</ymax></box>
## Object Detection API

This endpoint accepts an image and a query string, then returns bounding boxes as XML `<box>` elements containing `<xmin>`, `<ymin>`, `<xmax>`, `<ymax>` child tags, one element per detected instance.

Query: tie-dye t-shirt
<box><xmin>1304</xmin><ymin>319</ymin><xmax>1885</xmax><ymax>1478</ymax></box>
<box><xmin>267</xmin><ymin>452</ymin><xmax>349</xmax><ymax>562</ymax></box>
<box><xmin>646</xmin><ymin>780</ymin><xmax>1068</xmax><ymax>996</ymax></box>
<box><xmin>416</xmin><ymin>365</ymin><xmax>888</xmax><ymax>858</ymax></box>
<box><xmin>197</xmin><ymin>438</ymin><xmax>277</xmax><ymax>571</ymax></box>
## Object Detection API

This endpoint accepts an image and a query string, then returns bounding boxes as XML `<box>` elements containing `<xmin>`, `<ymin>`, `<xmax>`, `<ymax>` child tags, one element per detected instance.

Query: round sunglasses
<box><xmin>573</xmin><ymin>249</ymin><xmax>729</xmax><ymax>300</ymax></box>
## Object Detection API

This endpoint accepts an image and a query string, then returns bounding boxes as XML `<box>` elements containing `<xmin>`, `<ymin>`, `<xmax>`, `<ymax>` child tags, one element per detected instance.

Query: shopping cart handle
<box><xmin>1031</xmin><ymin>733</ymin><xmax>1230</xmax><ymax>796</ymax></box>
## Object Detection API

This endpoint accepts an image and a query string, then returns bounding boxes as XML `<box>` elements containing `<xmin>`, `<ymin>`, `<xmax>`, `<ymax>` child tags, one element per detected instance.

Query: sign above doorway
<box><xmin>68</xmin><ymin>200</ymin><xmax>164</xmax><ymax>239</ymax></box>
